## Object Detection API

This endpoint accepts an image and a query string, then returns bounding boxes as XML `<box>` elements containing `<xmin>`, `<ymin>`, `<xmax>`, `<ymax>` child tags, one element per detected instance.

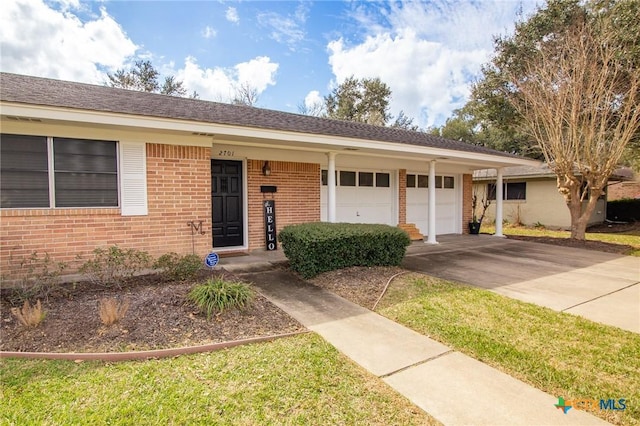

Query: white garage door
<box><xmin>406</xmin><ymin>174</ymin><xmax>459</xmax><ymax>235</ymax></box>
<box><xmin>321</xmin><ymin>169</ymin><xmax>395</xmax><ymax>225</ymax></box>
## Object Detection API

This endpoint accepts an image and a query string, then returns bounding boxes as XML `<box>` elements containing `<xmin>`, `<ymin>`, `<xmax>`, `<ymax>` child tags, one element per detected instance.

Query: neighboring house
<box><xmin>0</xmin><ymin>73</ymin><xmax>537</xmax><ymax>278</ymax></box>
<box><xmin>607</xmin><ymin>168</ymin><xmax>640</xmax><ymax>200</ymax></box>
<box><xmin>473</xmin><ymin>165</ymin><xmax>629</xmax><ymax>229</ymax></box>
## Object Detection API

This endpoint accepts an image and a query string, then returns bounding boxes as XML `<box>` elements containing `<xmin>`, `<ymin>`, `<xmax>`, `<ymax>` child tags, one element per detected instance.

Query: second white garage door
<box><xmin>320</xmin><ymin>169</ymin><xmax>395</xmax><ymax>225</ymax></box>
<box><xmin>406</xmin><ymin>173</ymin><xmax>460</xmax><ymax>235</ymax></box>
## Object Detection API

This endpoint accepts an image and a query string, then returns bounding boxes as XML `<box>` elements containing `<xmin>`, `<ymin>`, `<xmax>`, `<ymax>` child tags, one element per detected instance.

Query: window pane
<box><xmin>506</xmin><ymin>182</ymin><xmax>526</xmax><ymax>200</ymax></box>
<box><xmin>406</xmin><ymin>174</ymin><xmax>416</xmax><ymax>188</ymax></box>
<box><xmin>0</xmin><ymin>134</ymin><xmax>49</xmax><ymax>208</ymax></box>
<box><xmin>443</xmin><ymin>176</ymin><xmax>454</xmax><ymax>189</ymax></box>
<box><xmin>359</xmin><ymin>172</ymin><xmax>374</xmax><ymax>187</ymax></box>
<box><xmin>321</xmin><ymin>170</ymin><xmax>327</xmax><ymax>186</ymax></box>
<box><xmin>53</xmin><ymin>138</ymin><xmax>118</xmax><ymax>207</ymax></box>
<box><xmin>376</xmin><ymin>173</ymin><xmax>390</xmax><ymax>187</ymax></box>
<box><xmin>417</xmin><ymin>175</ymin><xmax>428</xmax><ymax>188</ymax></box>
<box><xmin>340</xmin><ymin>171</ymin><xmax>356</xmax><ymax>186</ymax></box>
<box><xmin>54</xmin><ymin>138</ymin><xmax>117</xmax><ymax>173</ymax></box>
<box><xmin>435</xmin><ymin>176</ymin><xmax>443</xmax><ymax>188</ymax></box>
<box><xmin>487</xmin><ymin>183</ymin><xmax>497</xmax><ymax>200</ymax></box>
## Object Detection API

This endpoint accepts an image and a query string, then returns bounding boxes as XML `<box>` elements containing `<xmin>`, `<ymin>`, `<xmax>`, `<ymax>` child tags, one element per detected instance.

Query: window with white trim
<box><xmin>1</xmin><ymin>133</ymin><xmax>118</xmax><ymax>208</ymax></box>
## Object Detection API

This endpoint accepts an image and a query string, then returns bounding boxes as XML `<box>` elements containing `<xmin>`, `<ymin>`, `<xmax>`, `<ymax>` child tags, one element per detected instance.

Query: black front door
<box><xmin>211</xmin><ymin>160</ymin><xmax>244</xmax><ymax>247</ymax></box>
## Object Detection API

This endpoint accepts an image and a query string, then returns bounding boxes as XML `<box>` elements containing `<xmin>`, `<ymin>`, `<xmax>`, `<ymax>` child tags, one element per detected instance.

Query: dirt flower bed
<box><xmin>1</xmin><ymin>270</ymin><xmax>304</xmax><ymax>353</ymax></box>
<box><xmin>309</xmin><ymin>266</ymin><xmax>404</xmax><ymax>309</ymax></box>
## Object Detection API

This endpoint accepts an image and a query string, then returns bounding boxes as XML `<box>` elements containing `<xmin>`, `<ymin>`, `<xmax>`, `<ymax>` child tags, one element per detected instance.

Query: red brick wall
<box><xmin>608</xmin><ymin>181</ymin><xmax>640</xmax><ymax>200</ymax></box>
<box><xmin>1</xmin><ymin>143</ymin><xmax>212</xmax><ymax>278</ymax></box>
<box><xmin>462</xmin><ymin>174</ymin><xmax>473</xmax><ymax>233</ymax></box>
<box><xmin>246</xmin><ymin>160</ymin><xmax>320</xmax><ymax>250</ymax></box>
<box><xmin>398</xmin><ymin>169</ymin><xmax>407</xmax><ymax>225</ymax></box>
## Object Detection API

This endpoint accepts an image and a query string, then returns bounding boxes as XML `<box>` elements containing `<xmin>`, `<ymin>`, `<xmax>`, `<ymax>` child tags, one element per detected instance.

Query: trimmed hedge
<box><xmin>278</xmin><ymin>222</ymin><xmax>411</xmax><ymax>279</ymax></box>
<box><xmin>607</xmin><ymin>198</ymin><xmax>640</xmax><ymax>222</ymax></box>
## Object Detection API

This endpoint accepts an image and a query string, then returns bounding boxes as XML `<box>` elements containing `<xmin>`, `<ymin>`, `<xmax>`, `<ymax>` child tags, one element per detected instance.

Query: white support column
<box><xmin>495</xmin><ymin>167</ymin><xmax>504</xmax><ymax>237</ymax></box>
<box><xmin>426</xmin><ymin>160</ymin><xmax>438</xmax><ymax>244</ymax></box>
<box><xmin>327</xmin><ymin>152</ymin><xmax>337</xmax><ymax>223</ymax></box>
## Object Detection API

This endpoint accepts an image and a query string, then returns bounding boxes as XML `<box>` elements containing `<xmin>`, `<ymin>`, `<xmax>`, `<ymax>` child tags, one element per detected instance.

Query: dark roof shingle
<box><xmin>1</xmin><ymin>72</ymin><xmax>521</xmax><ymax>159</ymax></box>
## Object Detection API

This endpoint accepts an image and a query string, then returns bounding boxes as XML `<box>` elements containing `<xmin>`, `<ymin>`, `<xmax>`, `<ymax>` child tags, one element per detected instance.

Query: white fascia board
<box><xmin>2</xmin><ymin>102</ymin><xmax>540</xmax><ymax>168</ymax></box>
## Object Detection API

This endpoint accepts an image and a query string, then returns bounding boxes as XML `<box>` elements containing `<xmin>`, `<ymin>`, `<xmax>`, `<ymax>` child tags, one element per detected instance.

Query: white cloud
<box><xmin>304</xmin><ymin>90</ymin><xmax>323</xmax><ymax>109</ymax></box>
<box><xmin>329</xmin><ymin>0</ymin><xmax>536</xmax><ymax>127</ymax></box>
<box><xmin>202</xmin><ymin>25</ymin><xmax>217</xmax><ymax>39</ymax></box>
<box><xmin>257</xmin><ymin>2</ymin><xmax>309</xmax><ymax>50</ymax></box>
<box><xmin>225</xmin><ymin>7</ymin><xmax>239</xmax><ymax>24</ymax></box>
<box><xmin>174</xmin><ymin>56</ymin><xmax>279</xmax><ymax>103</ymax></box>
<box><xmin>0</xmin><ymin>0</ymin><xmax>137</xmax><ymax>84</ymax></box>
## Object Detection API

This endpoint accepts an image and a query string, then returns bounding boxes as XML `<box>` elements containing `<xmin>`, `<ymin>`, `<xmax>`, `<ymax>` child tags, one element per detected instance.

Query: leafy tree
<box><xmin>463</xmin><ymin>0</ymin><xmax>640</xmax><ymax>165</ymax></box>
<box><xmin>390</xmin><ymin>111</ymin><xmax>419</xmax><ymax>131</ymax></box>
<box><xmin>324</xmin><ymin>76</ymin><xmax>392</xmax><ymax>126</ymax></box>
<box><xmin>493</xmin><ymin>1</ymin><xmax>640</xmax><ymax>239</ymax></box>
<box><xmin>301</xmin><ymin>76</ymin><xmax>419</xmax><ymax>129</ymax></box>
<box><xmin>107</xmin><ymin>60</ymin><xmax>190</xmax><ymax>97</ymax></box>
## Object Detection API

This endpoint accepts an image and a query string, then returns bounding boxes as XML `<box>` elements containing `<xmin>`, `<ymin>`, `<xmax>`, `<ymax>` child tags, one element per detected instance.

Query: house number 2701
<box><xmin>218</xmin><ymin>150</ymin><xmax>235</xmax><ymax>157</ymax></box>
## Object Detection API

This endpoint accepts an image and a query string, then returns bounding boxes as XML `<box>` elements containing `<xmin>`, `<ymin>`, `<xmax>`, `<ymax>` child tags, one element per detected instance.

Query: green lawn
<box><xmin>377</xmin><ymin>274</ymin><xmax>640</xmax><ymax>426</ymax></box>
<box><xmin>0</xmin><ymin>334</ymin><xmax>437</xmax><ymax>425</ymax></box>
<box><xmin>482</xmin><ymin>224</ymin><xmax>640</xmax><ymax>256</ymax></box>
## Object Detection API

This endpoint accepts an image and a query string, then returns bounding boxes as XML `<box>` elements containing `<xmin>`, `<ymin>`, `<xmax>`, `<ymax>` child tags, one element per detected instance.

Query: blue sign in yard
<box><xmin>204</xmin><ymin>252</ymin><xmax>219</xmax><ymax>268</ymax></box>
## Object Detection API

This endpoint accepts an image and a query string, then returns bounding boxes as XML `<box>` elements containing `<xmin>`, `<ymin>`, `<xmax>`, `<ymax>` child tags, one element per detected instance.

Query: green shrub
<box><xmin>607</xmin><ymin>198</ymin><xmax>640</xmax><ymax>221</ymax></box>
<box><xmin>188</xmin><ymin>277</ymin><xmax>254</xmax><ymax>319</ymax></box>
<box><xmin>154</xmin><ymin>252</ymin><xmax>202</xmax><ymax>281</ymax></box>
<box><xmin>79</xmin><ymin>246</ymin><xmax>152</xmax><ymax>287</ymax></box>
<box><xmin>278</xmin><ymin>222</ymin><xmax>411</xmax><ymax>279</ymax></box>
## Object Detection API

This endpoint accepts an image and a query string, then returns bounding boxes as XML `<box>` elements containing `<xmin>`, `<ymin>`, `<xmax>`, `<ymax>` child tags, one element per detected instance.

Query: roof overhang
<box><xmin>1</xmin><ymin>101</ymin><xmax>541</xmax><ymax>171</ymax></box>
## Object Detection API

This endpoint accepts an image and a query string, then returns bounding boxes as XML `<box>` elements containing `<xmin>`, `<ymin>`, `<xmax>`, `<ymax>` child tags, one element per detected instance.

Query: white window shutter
<box><xmin>119</xmin><ymin>142</ymin><xmax>148</xmax><ymax>216</ymax></box>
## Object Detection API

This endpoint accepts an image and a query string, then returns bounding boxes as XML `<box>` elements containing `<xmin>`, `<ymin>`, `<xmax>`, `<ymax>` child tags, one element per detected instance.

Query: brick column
<box><xmin>398</xmin><ymin>169</ymin><xmax>407</xmax><ymax>225</ymax></box>
<box><xmin>462</xmin><ymin>173</ymin><xmax>473</xmax><ymax>234</ymax></box>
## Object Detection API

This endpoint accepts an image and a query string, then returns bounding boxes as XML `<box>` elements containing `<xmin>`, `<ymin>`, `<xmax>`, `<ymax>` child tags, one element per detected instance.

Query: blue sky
<box><xmin>1</xmin><ymin>0</ymin><xmax>541</xmax><ymax>128</ymax></box>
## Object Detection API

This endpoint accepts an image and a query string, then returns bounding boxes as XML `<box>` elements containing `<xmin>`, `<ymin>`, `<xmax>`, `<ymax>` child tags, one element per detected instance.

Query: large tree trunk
<box><xmin>567</xmin><ymin>190</ymin><xmax>601</xmax><ymax>240</ymax></box>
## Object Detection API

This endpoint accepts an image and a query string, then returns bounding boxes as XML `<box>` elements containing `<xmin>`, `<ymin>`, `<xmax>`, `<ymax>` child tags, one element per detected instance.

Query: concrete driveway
<box><xmin>403</xmin><ymin>235</ymin><xmax>640</xmax><ymax>333</ymax></box>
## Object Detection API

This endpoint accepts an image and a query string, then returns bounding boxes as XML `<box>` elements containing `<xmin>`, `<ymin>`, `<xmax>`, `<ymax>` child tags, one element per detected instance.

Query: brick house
<box><xmin>0</xmin><ymin>73</ymin><xmax>537</xmax><ymax>277</ymax></box>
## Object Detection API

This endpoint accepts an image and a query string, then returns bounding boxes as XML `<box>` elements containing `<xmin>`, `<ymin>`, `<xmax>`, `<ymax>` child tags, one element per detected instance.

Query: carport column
<box><xmin>495</xmin><ymin>167</ymin><xmax>504</xmax><ymax>237</ymax></box>
<box><xmin>426</xmin><ymin>160</ymin><xmax>438</xmax><ymax>244</ymax></box>
<box><xmin>327</xmin><ymin>152</ymin><xmax>337</xmax><ymax>223</ymax></box>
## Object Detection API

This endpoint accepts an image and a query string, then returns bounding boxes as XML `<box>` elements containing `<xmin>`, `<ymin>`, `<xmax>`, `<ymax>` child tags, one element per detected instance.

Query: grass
<box><xmin>482</xmin><ymin>224</ymin><xmax>640</xmax><ymax>256</ymax></box>
<box><xmin>0</xmin><ymin>333</ymin><xmax>437</xmax><ymax>425</ymax></box>
<box><xmin>378</xmin><ymin>274</ymin><xmax>640</xmax><ymax>426</ymax></box>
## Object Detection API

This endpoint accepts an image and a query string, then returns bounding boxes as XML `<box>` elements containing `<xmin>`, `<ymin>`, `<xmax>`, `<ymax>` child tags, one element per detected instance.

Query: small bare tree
<box><xmin>503</xmin><ymin>17</ymin><xmax>640</xmax><ymax>239</ymax></box>
<box><xmin>232</xmin><ymin>82</ymin><xmax>259</xmax><ymax>106</ymax></box>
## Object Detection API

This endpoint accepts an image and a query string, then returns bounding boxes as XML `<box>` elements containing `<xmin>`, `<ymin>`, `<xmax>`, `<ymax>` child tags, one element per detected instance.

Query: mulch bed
<box><xmin>1</xmin><ymin>270</ymin><xmax>304</xmax><ymax>354</ymax></box>
<box><xmin>309</xmin><ymin>266</ymin><xmax>404</xmax><ymax>310</ymax></box>
<box><xmin>504</xmin><ymin>235</ymin><xmax>635</xmax><ymax>254</ymax></box>
<box><xmin>493</xmin><ymin>222</ymin><xmax>639</xmax><ymax>255</ymax></box>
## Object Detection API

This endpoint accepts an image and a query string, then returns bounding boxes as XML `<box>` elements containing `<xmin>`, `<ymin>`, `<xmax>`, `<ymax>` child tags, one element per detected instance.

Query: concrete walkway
<box><xmin>403</xmin><ymin>235</ymin><xmax>640</xmax><ymax>333</ymax></box>
<box><xmin>240</xmin><ymin>268</ymin><xmax>608</xmax><ymax>426</ymax></box>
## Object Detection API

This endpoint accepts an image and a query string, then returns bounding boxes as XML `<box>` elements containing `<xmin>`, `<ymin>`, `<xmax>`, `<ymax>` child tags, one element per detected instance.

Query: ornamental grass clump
<box><xmin>11</xmin><ymin>300</ymin><xmax>46</xmax><ymax>327</ymax></box>
<box><xmin>188</xmin><ymin>277</ymin><xmax>254</xmax><ymax>319</ymax></box>
<box><xmin>98</xmin><ymin>297</ymin><xmax>131</xmax><ymax>326</ymax></box>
